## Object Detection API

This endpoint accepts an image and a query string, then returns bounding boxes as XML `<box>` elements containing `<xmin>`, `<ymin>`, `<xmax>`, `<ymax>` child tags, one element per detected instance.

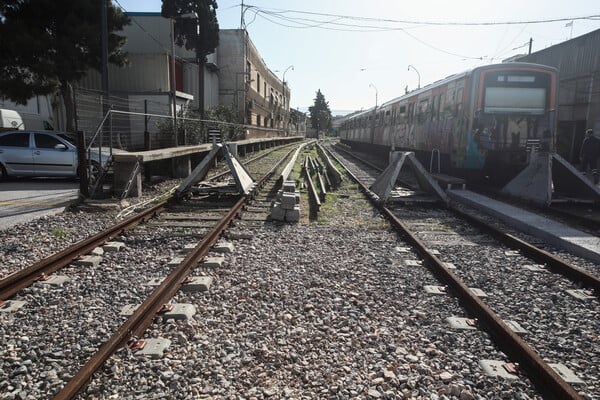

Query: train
<box><xmin>339</xmin><ymin>62</ymin><xmax>558</xmax><ymax>184</ymax></box>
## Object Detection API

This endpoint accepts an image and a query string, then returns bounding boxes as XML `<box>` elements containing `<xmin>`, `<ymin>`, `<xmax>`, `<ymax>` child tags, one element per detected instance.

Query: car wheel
<box><xmin>0</xmin><ymin>163</ymin><xmax>7</xmax><ymax>181</ymax></box>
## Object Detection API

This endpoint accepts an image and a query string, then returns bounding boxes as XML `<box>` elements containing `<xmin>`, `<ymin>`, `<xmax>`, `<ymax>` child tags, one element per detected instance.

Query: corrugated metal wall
<box><xmin>516</xmin><ymin>29</ymin><xmax>600</xmax><ymax>161</ymax></box>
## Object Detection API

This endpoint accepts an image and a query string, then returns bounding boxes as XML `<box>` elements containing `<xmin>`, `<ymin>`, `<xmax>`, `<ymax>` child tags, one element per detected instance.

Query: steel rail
<box><xmin>450</xmin><ymin>206</ymin><xmax>600</xmax><ymax>292</ymax></box>
<box><xmin>325</xmin><ymin>145</ymin><xmax>583</xmax><ymax>400</ymax></box>
<box><xmin>332</xmin><ymin>144</ymin><xmax>600</xmax><ymax>292</ymax></box>
<box><xmin>381</xmin><ymin>207</ymin><xmax>582</xmax><ymax>400</ymax></box>
<box><xmin>53</xmin><ymin>143</ymin><xmax>299</xmax><ymax>399</ymax></box>
<box><xmin>52</xmin><ymin>196</ymin><xmax>245</xmax><ymax>400</ymax></box>
<box><xmin>0</xmin><ymin>201</ymin><xmax>168</xmax><ymax>301</ymax></box>
<box><xmin>1</xmin><ymin>144</ymin><xmax>296</xmax><ymax>302</ymax></box>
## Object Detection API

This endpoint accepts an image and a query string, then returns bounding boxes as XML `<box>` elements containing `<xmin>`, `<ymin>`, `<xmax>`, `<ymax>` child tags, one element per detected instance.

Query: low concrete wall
<box><xmin>111</xmin><ymin>136</ymin><xmax>303</xmax><ymax>197</ymax></box>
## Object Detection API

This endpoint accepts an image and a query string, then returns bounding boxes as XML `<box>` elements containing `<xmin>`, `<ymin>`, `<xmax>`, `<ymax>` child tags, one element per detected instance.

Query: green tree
<box><xmin>308</xmin><ymin>89</ymin><xmax>332</xmax><ymax>135</ymax></box>
<box><xmin>162</xmin><ymin>0</ymin><xmax>219</xmax><ymax>118</ymax></box>
<box><xmin>0</xmin><ymin>0</ymin><xmax>130</xmax><ymax>132</ymax></box>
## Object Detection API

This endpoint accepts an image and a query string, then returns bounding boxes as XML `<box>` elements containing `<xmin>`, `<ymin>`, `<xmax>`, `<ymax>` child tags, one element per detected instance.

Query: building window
<box><xmin>257</xmin><ymin>74</ymin><xmax>261</xmax><ymax>95</ymax></box>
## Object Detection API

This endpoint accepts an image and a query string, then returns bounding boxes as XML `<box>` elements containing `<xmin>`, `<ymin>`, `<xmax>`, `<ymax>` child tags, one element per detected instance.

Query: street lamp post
<box><xmin>282</xmin><ymin>65</ymin><xmax>294</xmax><ymax>134</ymax></box>
<box><xmin>408</xmin><ymin>65</ymin><xmax>421</xmax><ymax>89</ymax></box>
<box><xmin>369</xmin><ymin>83</ymin><xmax>378</xmax><ymax>107</ymax></box>
<box><xmin>170</xmin><ymin>17</ymin><xmax>177</xmax><ymax>146</ymax></box>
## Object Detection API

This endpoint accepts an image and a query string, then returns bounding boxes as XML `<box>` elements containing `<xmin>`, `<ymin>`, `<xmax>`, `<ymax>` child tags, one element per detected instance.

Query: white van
<box><xmin>0</xmin><ymin>109</ymin><xmax>24</xmax><ymax>131</ymax></box>
<box><xmin>20</xmin><ymin>111</ymin><xmax>55</xmax><ymax>130</ymax></box>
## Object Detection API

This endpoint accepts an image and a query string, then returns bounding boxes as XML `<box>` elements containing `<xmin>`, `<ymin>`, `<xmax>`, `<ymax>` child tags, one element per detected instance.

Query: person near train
<box><xmin>579</xmin><ymin>128</ymin><xmax>600</xmax><ymax>183</ymax></box>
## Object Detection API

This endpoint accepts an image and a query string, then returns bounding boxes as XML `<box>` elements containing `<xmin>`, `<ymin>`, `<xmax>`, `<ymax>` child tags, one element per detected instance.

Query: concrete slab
<box><xmin>167</xmin><ymin>257</ymin><xmax>185</xmax><ymax>268</ymax></box>
<box><xmin>201</xmin><ymin>256</ymin><xmax>225</xmax><ymax>268</ymax></box>
<box><xmin>73</xmin><ymin>255</ymin><xmax>102</xmax><ymax>267</ymax></box>
<box><xmin>146</xmin><ymin>277</ymin><xmax>163</xmax><ymax>286</ymax></box>
<box><xmin>283</xmin><ymin>181</ymin><xmax>296</xmax><ymax>192</ymax></box>
<box><xmin>103</xmin><ymin>241</ymin><xmax>126</xmax><ymax>252</ymax></box>
<box><xmin>120</xmin><ymin>304</ymin><xmax>139</xmax><ymax>316</ymax></box>
<box><xmin>285</xmin><ymin>206</ymin><xmax>300</xmax><ymax>223</ymax></box>
<box><xmin>91</xmin><ymin>247</ymin><xmax>105</xmax><ymax>256</ymax></box>
<box><xmin>549</xmin><ymin>363</ymin><xmax>584</xmax><ymax>384</ymax></box>
<box><xmin>121</xmin><ymin>303</ymin><xmax>196</xmax><ymax>320</ymax></box>
<box><xmin>181</xmin><ymin>243</ymin><xmax>197</xmax><ymax>253</ymax></box>
<box><xmin>0</xmin><ymin>300</ymin><xmax>27</xmax><ymax>312</ymax></box>
<box><xmin>469</xmin><ymin>288</ymin><xmax>487</xmax><ymax>297</ymax></box>
<box><xmin>404</xmin><ymin>260</ymin><xmax>422</xmax><ymax>267</ymax></box>
<box><xmin>281</xmin><ymin>193</ymin><xmax>297</xmax><ymax>209</ymax></box>
<box><xmin>445</xmin><ymin>317</ymin><xmax>478</xmax><ymax>330</ymax></box>
<box><xmin>132</xmin><ymin>338</ymin><xmax>171</xmax><ymax>359</ymax></box>
<box><xmin>446</xmin><ymin>317</ymin><xmax>527</xmax><ymax>334</ymax></box>
<box><xmin>501</xmin><ymin>152</ymin><xmax>552</xmax><ymax>205</ymax></box>
<box><xmin>504</xmin><ymin>320</ymin><xmax>528</xmax><ymax>334</ymax></box>
<box><xmin>181</xmin><ymin>276</ymin><xmax>213</xmax><ymax>292</ymax></box>
<box><xmin>36</xmin><ymin>275</ymin><xmax>71</xmax><ymax>286</ymax></box>
<box><xmin>394</xmin><ymin>246</ymin><xmax>412</xmax><ymax>253</ymax></box>
<box><xmin>213</xmin><ymin>241</ymin><xmax>234</xmax><ymax>254</ymax></box>
<box><xmin>566</xmin><ymin>289</ymin><xmax>595</xmax><ymax>301</ymax></box>
<box><xmin>478</xmin><ymin>360</ymin><xmax>519</xmax><ymax>379</ymax></box>
<box><xmin>443</xmin><ymin>262</ymin><xmax>457</xmax><ymax>270</ymax></box>
<box><xmin>448</xmin><ymin>190</ymin><xmax>600</xmax><ymax>264</ymax></box>
<box><xmin>424</xmin><ymin>285</ymin><xmax>447</xmax><ymax>294</ymax></box>
<box><xmin>270</xmin><ymin>203</ymin><xmax>286</xmax><ymax>221</ymax></box>
<box><xmin>159</xmin><ymin>303</ymin><xmax>197</xmax><ymax>320</ymax></box>
<box><xmin>523</xmin><ymin>264</ymin><xmax>547</xmax><ymax>272</ymax></box>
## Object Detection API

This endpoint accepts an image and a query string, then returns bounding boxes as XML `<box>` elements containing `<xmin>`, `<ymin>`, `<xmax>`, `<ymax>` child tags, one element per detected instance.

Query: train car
<box><xmin>339</xmin><ymin>62</ymin><xmax>558</xmax><ymax>183</ymax></box>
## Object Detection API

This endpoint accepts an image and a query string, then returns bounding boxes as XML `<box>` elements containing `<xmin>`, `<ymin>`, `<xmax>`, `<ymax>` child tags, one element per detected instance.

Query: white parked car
<box><xmin>0</xmin><ymin>130</ymin><xmax>120</xmax><ymax>181</ymax></box>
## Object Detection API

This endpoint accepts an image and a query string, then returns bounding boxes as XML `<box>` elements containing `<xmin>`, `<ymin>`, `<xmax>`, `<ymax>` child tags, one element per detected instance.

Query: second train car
<box><xmin>339</xmin><ymin>62</ymin><xmax>558</xmax><ymax>183</ymax></box>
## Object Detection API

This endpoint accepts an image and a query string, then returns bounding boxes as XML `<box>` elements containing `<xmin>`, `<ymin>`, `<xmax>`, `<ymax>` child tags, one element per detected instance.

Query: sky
<box><xmin>115</xmin><ymin>0</ymin><xmax>600</xmax><ymax>115</ymax></box>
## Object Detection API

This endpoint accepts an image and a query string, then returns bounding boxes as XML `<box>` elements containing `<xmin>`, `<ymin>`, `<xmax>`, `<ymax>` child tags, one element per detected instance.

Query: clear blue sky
<box><xmin>115</xmin><ymin>0</ymin><xmax>600</xmax><ymax>114</ymax></box>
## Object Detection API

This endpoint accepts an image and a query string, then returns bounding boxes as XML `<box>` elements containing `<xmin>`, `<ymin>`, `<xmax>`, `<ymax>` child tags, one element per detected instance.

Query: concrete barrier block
<box><xmin>285</xmin><ymin>206</ymin><xmax>300</xmax><ymax>222</ymax></box>
<box><xmin>270</xmin><ymin>203</ymin><xmax>286</xmax><ymax>221</ymax></box>
<box><xmin>281</xmin><ymin>193</ymin><xmax>297</xmax><ymax>209</ymax></box>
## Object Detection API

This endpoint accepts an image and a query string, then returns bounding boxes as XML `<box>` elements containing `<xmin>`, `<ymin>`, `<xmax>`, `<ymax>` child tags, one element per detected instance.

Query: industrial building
<box><xmin>74</xmin><ymin>13</ymin><xmax>292</xmax><ymax>149</ymax></box>
<box><xmin>514</xmin><ymin>28</ymin><xmax>600</xmax><ymax>163</ymax></box>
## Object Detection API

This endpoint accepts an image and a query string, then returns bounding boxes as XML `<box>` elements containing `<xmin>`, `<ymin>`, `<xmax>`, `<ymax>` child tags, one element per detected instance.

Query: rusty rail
<box><xmin>326</xmin><ymin>145</ymin><xmax>583</xmax><ymax>400</ymax></box>
<box><xmin>52</xmin><ymin>142</ymin><xmax>299</xmax><ymax>399</ymax></box>
<box><xmin>450</xmin><ymin>206</ymin><xmax>600</xmax><ymax>292</ymax></box>
<box><xmin>52</xmin><ymin>197</ymin><xmax>245</xmax><ymax>400</ymax></box>
<box><xmin>0</xmin><ymin>201</ymin><xmax>167</xmax><ymax>301</ymax></box>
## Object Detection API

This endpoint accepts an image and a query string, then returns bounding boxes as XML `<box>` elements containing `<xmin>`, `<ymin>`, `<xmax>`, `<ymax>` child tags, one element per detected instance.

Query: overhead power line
<box><xmin>243</xmin><ymin>4</ymin><xmax>600</xmax><ymax>28</ymax></box>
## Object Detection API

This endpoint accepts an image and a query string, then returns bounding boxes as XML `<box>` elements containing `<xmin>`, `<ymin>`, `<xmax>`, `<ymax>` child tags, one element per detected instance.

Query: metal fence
<box><xmin>75</xmin><ymin>88</ymin><xmax>178</xmax><ymax>151</ymax></box>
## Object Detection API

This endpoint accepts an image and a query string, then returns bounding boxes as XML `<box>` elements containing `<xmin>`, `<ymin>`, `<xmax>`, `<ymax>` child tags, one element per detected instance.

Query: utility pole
<box><xmin>171</xmin><ymin>17</ymin><xmax>178</xmax><ymax>146</ymax></box>
<box><xmin>528</xmin><ymin>38</ymin><xmax>533</xmax><ymax>55</ymax></box>
<box><xmin>240</xmin><ymin>0</ymin><xmax>245</xmax><ymax>29</ymax></box>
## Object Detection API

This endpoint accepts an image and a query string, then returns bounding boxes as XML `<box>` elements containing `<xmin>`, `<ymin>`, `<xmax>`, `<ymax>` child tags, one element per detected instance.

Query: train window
<box><xmin>399</xmin><ymin>105</ymin><xmax>406</xmax><ymax>114</ymax></box>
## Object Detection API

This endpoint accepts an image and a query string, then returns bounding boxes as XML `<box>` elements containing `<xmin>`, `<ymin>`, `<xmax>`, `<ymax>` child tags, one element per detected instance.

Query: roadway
<box><xmin>0</xmin><ymin>179</ymin><xmax>80</xmax><ymax>230</ymax></box>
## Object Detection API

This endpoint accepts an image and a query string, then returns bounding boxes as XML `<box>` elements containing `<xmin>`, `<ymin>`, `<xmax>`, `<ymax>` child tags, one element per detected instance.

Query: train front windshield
<box><xmin>475</xmin><ymin>69</ymin><xmax>555</xmax><ymax>152</ymax></box>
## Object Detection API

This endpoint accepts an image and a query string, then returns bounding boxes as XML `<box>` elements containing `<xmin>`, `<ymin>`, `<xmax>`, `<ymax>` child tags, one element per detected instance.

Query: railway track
<box><xmin>2</xmin><ymin>140</ymin><xmax>598</xmax><ymax>399</ymax></box>
<box><xmin>0</xmin><ymin>143</ymin><xmax>297</xmax><ymax>399</ymax></box>
<box><xmin>326</xmin><ymin>143</ymin><xmax>599</xmax><ymax>400</ymax></box>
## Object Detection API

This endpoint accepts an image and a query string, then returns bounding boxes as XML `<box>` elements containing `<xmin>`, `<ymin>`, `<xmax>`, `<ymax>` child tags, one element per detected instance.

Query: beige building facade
<box><xmin>218</xmin><ymin>30</ymin><xmax>292</xmax><ymax>138</ymax></box>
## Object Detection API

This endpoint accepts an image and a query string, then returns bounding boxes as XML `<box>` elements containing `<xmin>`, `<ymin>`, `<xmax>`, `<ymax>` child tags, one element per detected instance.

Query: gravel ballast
<box><xmin>1</xmin><ymin>171</ymin><xmax>597</xmax><ymax>399</ymax></box>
